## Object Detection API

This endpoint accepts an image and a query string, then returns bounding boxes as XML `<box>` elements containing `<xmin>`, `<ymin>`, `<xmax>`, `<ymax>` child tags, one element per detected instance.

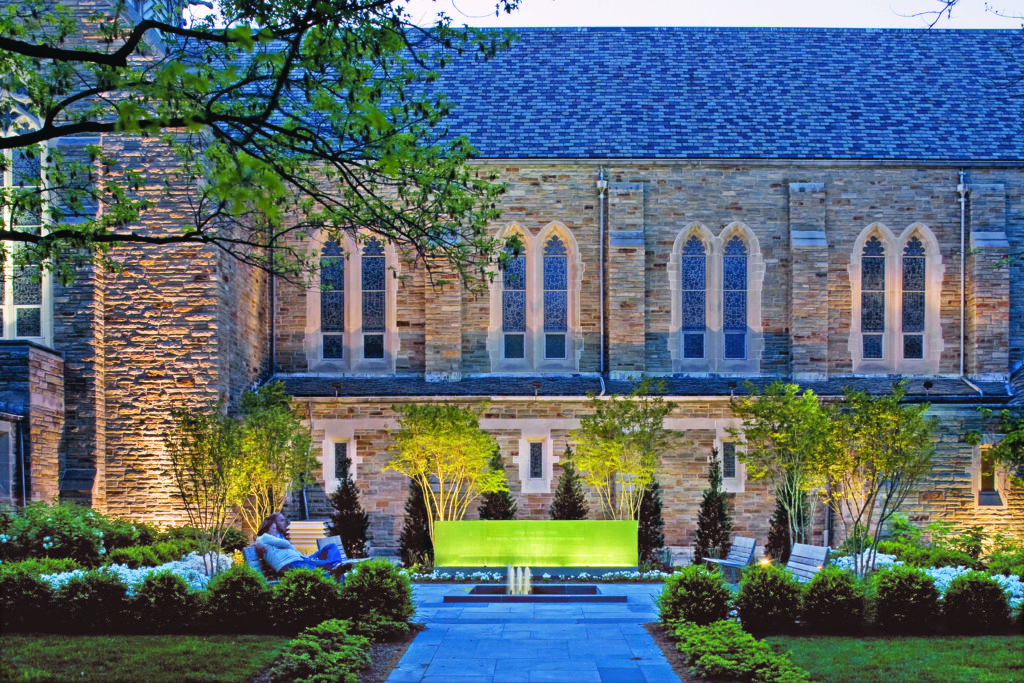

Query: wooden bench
<box><xmin>242</xmin><ymin>545</ymin><xmax>280</xmax><ymax>585</ymax></box>
<box><xmin>703</xmin><ymin>536</ymin><xmax>756</xmax><ymax>582</ymax></box>
<box><xmin>785</xmin><ymin>543</ymin><xmax>829</xmax><ymax>583</ymax></box>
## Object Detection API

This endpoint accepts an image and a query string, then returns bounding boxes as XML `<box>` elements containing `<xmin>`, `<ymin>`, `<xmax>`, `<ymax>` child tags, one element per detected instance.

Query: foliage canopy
<box><xmin>1</xmin><ymin>0</ymin><xmax>522</xmax><ymax>287</ymax></box>
<box><xmin>386</xmin><ymin>403</ymin><xmax>506</xmax><ymax>542</ymax></box>
<box><xmin>570</xmin><ymin>378</ymin><xmax>679</xmax><ymax>521</ymax></box>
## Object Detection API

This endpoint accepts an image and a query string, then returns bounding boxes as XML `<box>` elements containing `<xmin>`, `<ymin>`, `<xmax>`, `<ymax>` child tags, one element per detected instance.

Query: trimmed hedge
<box><xmin>734</xmin><ymin>564</ymin><xmax>802</xmax><ymax>635</ymax></box>
<box><xmin>942</xmin><ymin>570</ymin><xmax>1012</xmax><ymax>633</ymax></box>
<box><xmin>872</xmin><ymin>565</ymin><xmax>940</xmax><ymax>633</ymax></box>
<box><xmin>801</xmin><ymin>566</ymin><xmax>866</xmax><ymax>633</ymax></box>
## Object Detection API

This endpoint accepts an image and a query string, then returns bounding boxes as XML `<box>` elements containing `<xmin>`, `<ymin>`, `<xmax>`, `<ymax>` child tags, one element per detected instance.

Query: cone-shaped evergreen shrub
<box><xmin>692</xmin><ymin>451</ymin><xmax>733</xmax><ymax>564</ymax></box>
<box><xmin>478</xmin><ymin>446</ymin><xmax>517</xmax><ymax>520</ymax></box>
<box><xmin>327</xmin><ymin>449</ymin><xmax>369</xmax><ymax>558</ymax></box>
<box><xmin>549</xmin><ymin>449</ymin><xmax>589</xmax><ymax>520</ymax></box>
<box><xmin>765</xmin><ymin>491</ymin><xmax>805</xmax><ymax>563</ymax></box>
<box><xmin>638</xmin><ymin>481</ymin><xmax>666</xmax><ymax>566</ymax></box>
<box><xmin>398</xmin><ymin>479</ymin><xmax>433</xmax><ymax>568</ymax></box>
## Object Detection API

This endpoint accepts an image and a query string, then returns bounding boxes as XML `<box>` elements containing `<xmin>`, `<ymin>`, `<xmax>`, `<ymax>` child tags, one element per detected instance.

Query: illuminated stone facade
<box><xmin>3</xmin><ymin>23</ymin><xmax>1022</xmax><ymax>552</ymax></box>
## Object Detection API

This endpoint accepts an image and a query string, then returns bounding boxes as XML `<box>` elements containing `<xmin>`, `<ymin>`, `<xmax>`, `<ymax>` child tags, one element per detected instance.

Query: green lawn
<box><xmin>0</xmin><ymin>634</ymin><xmax>291</xmax><ymax>683</ymax></box>
<box><xmin>766</xmin><ymin>635</ymin><xmax>1024</xmax><ymax>683</ymax></box>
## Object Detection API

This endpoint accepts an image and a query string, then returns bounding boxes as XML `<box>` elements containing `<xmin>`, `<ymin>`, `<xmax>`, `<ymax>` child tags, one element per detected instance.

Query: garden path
<box><xmin>387</xmin><ymin>583</ymin><xmax>681</xmax><ymax>683</ymax></box>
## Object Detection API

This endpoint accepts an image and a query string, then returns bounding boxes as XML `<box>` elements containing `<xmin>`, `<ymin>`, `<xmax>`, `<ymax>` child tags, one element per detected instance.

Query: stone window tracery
<box><xmin>2</xmin><ymin>149</ymin><xmax>50</xmax><ymax>345</ymax></box>
<box><xmin>502</xmin><ymin>248</ymin><xmax>527</xmax><ymax>359</ymax></box>
<box><xmin>848</xmin><ymin>224</ymin><xmax>943</xmax><ymax>374</ymax></box>
<box><xmin>723</xmin><ymin>236</ymin><xmax>748</xmax><ymax>360</ymax></box>
<box><xmin>543</xmin><ymin>236</ymin><xmax>568</xmax><ymax>359</ymax></box>
<box><xmin>306</xmin><ymin>233</ymin><xmax>398</xmax><ymax>373</ymax></box>
<box><xmin>670</xmin><ymin>225</ymin><xmax>763</xmax><ymax>375</ymax></box>
<box><xmin>681</xmin><ymin>235</ymin><xmax>706</xmax><ymax>359</ymax></box>
<box><xmin>489</xmin><ymin>224</ymin><xmax>581</xmax><ymax>373</ymax></box>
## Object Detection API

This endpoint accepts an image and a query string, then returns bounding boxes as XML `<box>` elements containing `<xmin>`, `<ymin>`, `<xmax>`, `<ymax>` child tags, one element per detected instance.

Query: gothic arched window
<box><xmin>320</xmin><ymin>239</ymin><xmax>345</xmax><ymax>359</ymax></box>
<box><xmin>2</xmin><ymin>149</ymin><xmax>48</xmax><ymax>343</ymax></box>
<box><xmin>502</xmin><ymin>248</ymin><xmax>527</xmax><ymax>360</ymax></box>
<box><xmin>861</xmin><ymin>235</ymin><xmax>886</xmax><ymax>359</ymax></box>
<box><xmin>681</xmin><ymin>235</ymin><xmax>706</xmax><ymax>359</ymax></box>
<box><xmin>723</xmin><ymin>235</ymin><xmax>748</xmax><ymax>360</ymax></box>
<box><xmin>901</xmin><ymin>236</ymin><xmax>926</xmax><ymax>360</ymax></box>
<box><xmin>543</xmin><ymin>236</ymin><xmax>568</xmax><ymax>359</ymax></box>
<box><xmin>361</xmin><ymin>238</ymin><xmax>386</xmax><ymax>360</ymax></box>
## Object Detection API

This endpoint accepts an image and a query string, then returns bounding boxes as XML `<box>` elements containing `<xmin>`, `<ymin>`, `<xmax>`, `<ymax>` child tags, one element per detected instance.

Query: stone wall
<box><xmin>0</xmin><ymin>342</ymin><xmax>64</xmax><ymax>504</ymax></box>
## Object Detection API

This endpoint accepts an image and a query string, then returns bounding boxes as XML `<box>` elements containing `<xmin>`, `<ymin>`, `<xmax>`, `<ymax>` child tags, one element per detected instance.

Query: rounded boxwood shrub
<box><xmin>56</xmin><ymin>568</ymin><xmax>130</xmax><ymax>633</ymax></box>
<box><xmin>733</xmin><ymin>563</ymin><xmax>803</xmax><ymax>635</ymax></box>
<box><xmin>203</xmin><ymin>562</ymin><xmax>271</xmax><ymax>633</ymax></box>
<box><xmin>942</xmin><ymin>571</ymin><xmax>1011</xmax><ymax>633</ymax></box>
<box><xmin>273</xmin><ymin>568</ymin><xmax>344</xmax><ymax>633</ymax></box>
<box><xmin>657</xmin><ymin>565</ymin><xmax>732</xmax><ymax>626</ymax></box>
<box><xmin>872</xmin><ymin>565</ymin><xmax>939</xmax><ymax>633</ymax></box>
<box><xmin>801</xmin><ymin>566</ymin><xmax>866</xmax><ymax>633</ymax></box>
<box><xmin>132</xmin><ymin>570</ymin><xmax>196</xmax><ymax>633</ymax></box>
<box><xmin>0</xmin><ymin>566</ymin><xmax>55</xmax><ymax>632</ymax></box>
<box><xmin>339</xmin><ymin>559</ymin><xmax>414</xmax><ymax>626</ymax></box>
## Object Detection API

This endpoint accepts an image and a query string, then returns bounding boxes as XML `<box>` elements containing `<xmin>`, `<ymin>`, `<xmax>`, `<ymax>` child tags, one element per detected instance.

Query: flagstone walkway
<box><xmin>386</xmin><ymin>583</ymin><xmax>682</xmax><ymax>683</ymax></box>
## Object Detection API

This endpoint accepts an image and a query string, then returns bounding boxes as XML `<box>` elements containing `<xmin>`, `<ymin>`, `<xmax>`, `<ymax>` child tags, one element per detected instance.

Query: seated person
<box><xmin>253</xmin><ymin>513</ymin><xmax>351</xmax><ymax>580</ymax></box>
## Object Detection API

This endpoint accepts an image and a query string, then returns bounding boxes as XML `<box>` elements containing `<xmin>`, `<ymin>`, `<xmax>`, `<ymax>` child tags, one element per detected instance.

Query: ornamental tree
<box><xmin>327</xmin><ymin>445</ymin><xmax>369</xmax><ymax>558</ymax></box>
<box><xmin>163</xmin><ymin>401</ymin><xmax>242</xmax><ymax>575</ymax></box>
<box><xmin>571</xmin><ymin>378</ymin><xmax>680</xmax><ymax>521</ymax></box>
<box><xmin>729</xmin><ymin>381</ymin><xmax>832</xmax><ymax>545</ymax></box>
<box><xmin>827</xmin><ymin>383</ymin><xmax>938</xmax><ymax>576</ymax></box>
<box><xmin>1</xmin><ymin>0</ymin><xmax>522</xmax><ymax>287</ymax></box>
<box><xmin>234</xmin><ymin>381</ymin><xmax>315</xmax><ymax>535</ymax></box>
<box><xmin>386</xmin><ymin>403</ymin><xmax>506</xmax><ymax>542</ymax></box>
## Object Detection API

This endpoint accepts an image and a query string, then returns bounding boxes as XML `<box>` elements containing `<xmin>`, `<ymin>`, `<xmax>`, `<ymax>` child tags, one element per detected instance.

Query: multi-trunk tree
<box><xmin>570</xmin><ymin>378</ymin><xmax>680</xmax><ymax>521</ymax></box>
<box><xmin>386</xmin><ymin>403</ymin><xmax>506</xmax><ymax>542</ymax></box>
<box><xmin>1</xmin><ymin>0</ymin><xmax>522</xmax><ymax>287</ymax></box>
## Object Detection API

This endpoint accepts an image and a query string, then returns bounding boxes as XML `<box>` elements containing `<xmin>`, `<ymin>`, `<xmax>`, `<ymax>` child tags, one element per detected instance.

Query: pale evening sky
<box><xmin>401</xmin><ymin>0</ymin><xmax>1022</xmax><ymax>28</ymax></box>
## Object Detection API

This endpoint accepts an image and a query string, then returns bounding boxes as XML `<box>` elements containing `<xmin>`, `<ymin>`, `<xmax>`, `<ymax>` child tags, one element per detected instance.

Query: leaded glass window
<box><xmin>861</xmin><ymin>236</ymin><xmax>885</xmax><ymax>359</ymax></box>
<box><xmin>529</xmin><ymin>442</ymin><xmax>543</xmax><ymax>479</ymax></box>
<box><xmin>321</xmin><ymin>239</ymin><xmax>345</xmax><ymax>359</ymax></box>
<box><xmin>723</xmin><ymin>236</ymin><xmax>747</xmax><ymax>360</ymax></box>
<box><xmin>722</xmin><ymin>442</ymin><xmax>737</xmax><ymax>479</ymax></box>
<box><xmin>543</xmin><ymin>236</ymin><xmax>567</xmax><ymax>359</ymax></box>
<box><xmin>334</xmin><ymin>442</ymin><xmax>349</xmax><ymax>481</ymax></box>
<box><xmin>902</xmin><ymin>236</ymin><xmax>925</xmax><ymax>360</ymax></box>
<box><xmin>681</xmin><ymin>235</ymin><xmax>706</xmax><ymax>359</ymax></box>
<box><xmin>3</xmin><ymin>150</ymin><xmax>44</xmax><ymax>340</ymax></box>
<box><xmin>502</xmin><ymin>248</ymin><xmax>526</xmax><ymax>359</ymax></box>
<box><xmin>361</xmin><ymin>238</ymin><xmax>385</xmax><ymax>359</ymax></box>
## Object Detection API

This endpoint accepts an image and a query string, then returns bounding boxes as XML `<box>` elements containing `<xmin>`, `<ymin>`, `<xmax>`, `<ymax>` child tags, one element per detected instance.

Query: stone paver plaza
<box><xmin>388</xmin><ymin>584</ymin><xmax>681</xmax><ymax>683</ymax></box>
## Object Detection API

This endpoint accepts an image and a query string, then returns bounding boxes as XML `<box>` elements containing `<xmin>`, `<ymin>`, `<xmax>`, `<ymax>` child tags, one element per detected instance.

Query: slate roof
<box><xmin>429</xmin><ymin>27</ymin><xmax>1024</xmax><ymax>161</ymax></box>
<box><xmin>275</xmin><ymin>375</ymin><xmax>1010</xmax><ymax>403</ymax></box>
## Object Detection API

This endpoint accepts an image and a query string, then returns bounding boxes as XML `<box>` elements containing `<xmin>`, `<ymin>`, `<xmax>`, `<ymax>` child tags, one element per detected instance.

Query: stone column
<box><xmin>607</xmin><ymin>182</ymin><xmax>646</xmax><ymax>379</ymax></box>
<box><xmin>424</xmin><ymin>265</ymin><xmax>462</xmax><ymax>381</ymax></box>
<box><xmin>788</xmin><ymin>182</ymin><xmax>829</xmax><ymax>380</ymax></box>
<box><xmin>967</xmin><ymin>183</ymin><xmax>1010</xmax><ymax>380</ymax></box>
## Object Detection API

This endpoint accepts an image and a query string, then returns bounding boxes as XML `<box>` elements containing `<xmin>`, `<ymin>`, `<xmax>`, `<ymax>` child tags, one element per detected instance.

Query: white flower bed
<box><xmin>39</xmin><ymin>552</ymin><xmax>235</xmax><ymax>596</ymax></box>
<box><xmin>831</xmin><ymin>551</ymin><xmax>1023</xmax><ymax>610</ymax></box>
<box><xmin>407</xmin><ymin>568</ymin><xmax>672</xmax><ymax>583</ymax></box>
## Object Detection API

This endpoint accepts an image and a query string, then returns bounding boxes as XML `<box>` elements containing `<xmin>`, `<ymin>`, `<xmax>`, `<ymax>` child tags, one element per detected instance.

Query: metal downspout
<box><xmin>958</xmin><ymin>171</ymin><xmax>968</xmax><ymax>378</ymax></box>
<box><xmin>597</xmin><ymin>168</ymin><xmax>607</xmax><ymax>387</ymax></box>
<box><xmin>18</xmin><ymin>420</ymin><xmax>27</xmax><ymax>507</ymax></box>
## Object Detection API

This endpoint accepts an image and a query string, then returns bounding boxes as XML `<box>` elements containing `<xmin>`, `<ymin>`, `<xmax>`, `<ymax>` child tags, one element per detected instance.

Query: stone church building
<box><xmin>2</xmin><ymin>23</ymin><xmax>1022</xmax><ymax>551</ymax></box>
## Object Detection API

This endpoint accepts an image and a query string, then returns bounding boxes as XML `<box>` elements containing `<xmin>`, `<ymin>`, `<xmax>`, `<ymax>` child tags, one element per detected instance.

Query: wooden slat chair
<box><xmin>703</xmin><ymin>536</ymin><xmax>757</xmax><ymax>582</ymax></box>
<box><xmin>785</xmin><ymin>543</ymin><xmax>830</xmax><ymax>583</ymax></box>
